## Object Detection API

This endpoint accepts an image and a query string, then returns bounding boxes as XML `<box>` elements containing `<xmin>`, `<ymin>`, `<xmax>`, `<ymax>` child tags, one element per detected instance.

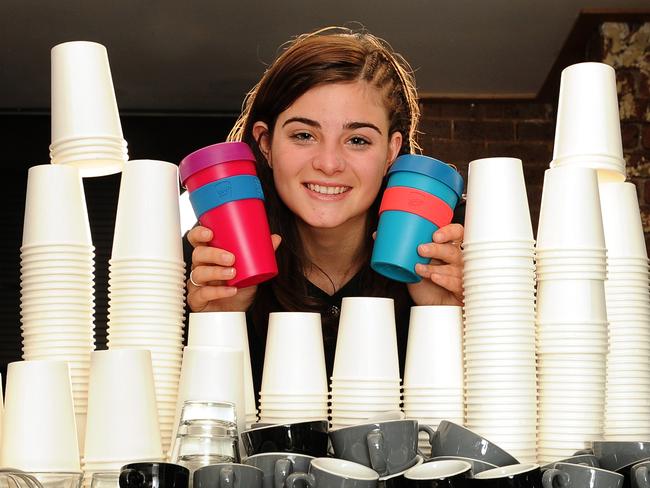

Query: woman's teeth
<box><xmin>306</xmin><ymin>183</ymin><xmax>350</xmax><ymax>195</ymax></box>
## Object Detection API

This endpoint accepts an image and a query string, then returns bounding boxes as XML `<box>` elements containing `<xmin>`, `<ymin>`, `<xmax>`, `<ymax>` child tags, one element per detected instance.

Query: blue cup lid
<box><xmin>388</xmin><ymin>155</ymin><xmax>464</xmax><ymax>198</ymax></box>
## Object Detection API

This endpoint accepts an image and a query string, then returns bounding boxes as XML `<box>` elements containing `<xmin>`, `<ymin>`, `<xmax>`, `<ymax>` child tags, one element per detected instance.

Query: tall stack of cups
<box><xmin>330</xmin><ymin>298</ymin><xmax>402</xmax><ymax>429</ymax></box>
<box><xmin>82</xmin><ymin>350</ymin><xmax>163</xmax><ymax>487</ymax></box>
<box><xmin>179</xmin><ymin>142</ymin><xmax>278</xmax><ymax>288</ymax></box>
<box><xmin>106</xmin><ymin>160</ymin><xmax>186</xmax><ymax>452</ymax></box>
<box><xmin>50</xmin><ymin>41</ymin><xmax>128</xmax><ymax>177</ymax></box>
<box><xmin>462</xmin><ymin>157</ymin><xmax>537</xmax><ymax>464</ymax></box>
<box><xmin>403</xmin><ymin>306</ymin><xmax>464</xmax><ymax>455</ymax></box>
<box><xmin>550</xmin><ymin>62</ymin><xmax>626</xmax><ymax>183</ymax></box>
<box><xmin>186</xmin><ymin>312</ymin><xmax>258</xmax><ymax>427</ymax></box>
<box><xmin>599</xmin><ymin>182</ymin><xmax>650</xmax><ymax>440</ymax></box>
<box><xmin>535</xmin><ymin>166</ymin><xmax>608</xmax><ymax>462</ymax></box>
<box><xmin>259</xmin><ymin>313</ymin><xmax>329</xmax><ymax>424</ymax></box>
<box><xmin>20</xmin><ymin>164</ymin><xmax>95</xmax><ymax>452</ymax></box>
<box><xmin>372</xmin><ymin>155</ymin><xmax>464</xmax><ymax>283</ymax></box>
<box><xmin>0</xmin><ymin>360</ymin><xmax>80</xmax><ymax>474</ymax></box>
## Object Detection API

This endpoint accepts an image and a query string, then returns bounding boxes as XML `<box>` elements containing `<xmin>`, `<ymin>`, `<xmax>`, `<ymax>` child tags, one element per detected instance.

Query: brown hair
<box><xmin>228</xmin><ymin>26</ymin><xmax>421</xmax><ymax>332</ymax></box>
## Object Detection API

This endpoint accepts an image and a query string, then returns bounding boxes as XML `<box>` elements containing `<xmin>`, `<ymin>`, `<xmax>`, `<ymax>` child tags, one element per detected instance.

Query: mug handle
<box><xmin>219</xmin><ymin>468</ymin><xmax>235</xmax><ymax>488</ymax></box>
<box><xmin>542</xmin><ymin>468</ymin><xmax>569</xmax><ymax>488</ymax></box>
<box><xmin>636</xmin><ymin>466</ymin><xmax>650</xmax><ymax>488</ymax></box>
<box><xmin>284</xmin><ymin>473</ymin><xmax>316</xmax><ymax>488</ymax></box>
<box><xmin>573</xmin><ymin>449</ymin><xmax>593</xmax><ymax>455</ymax></box>
<box><xmin>119</xmin><ymin>470</ymin><xmax>146</xmax><ymax>488</ymax></box>
<box><xmin>417</xmin><ymin>424</ymin><xmax>437</xmax><ymax>459</ymax></box>
<box><xmin>274</xmin><ymin>459</ymin><xmax>293</xmax><ymax>488</ymax></box>
<box><xmin>367</xmin><ymin>429</ymin><xmax>388</xmax><ymax>476</ymax></box>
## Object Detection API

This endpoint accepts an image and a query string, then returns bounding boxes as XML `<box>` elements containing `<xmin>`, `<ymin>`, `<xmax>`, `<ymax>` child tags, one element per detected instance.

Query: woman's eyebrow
<box><xmin>282</xmin><ymin>117</ymin><xmax>320</xmax><ymax>128</ymax></box>
<box><xmin>282</xmin><ymin>117</ymin><xmax>382</xmax><ymax>135</ymax></box>
<box><xmin>345</xmin><ymin>121</ymin><xmax>382</xmax><ymax>135</ymax></box>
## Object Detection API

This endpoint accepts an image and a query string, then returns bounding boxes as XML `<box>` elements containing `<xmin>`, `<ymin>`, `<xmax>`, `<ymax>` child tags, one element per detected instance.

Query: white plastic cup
<box><xmin>261</xmin><ymin>312</ymin><xmax>327</xmax><ymax>395</ymax></box>
<box><xmin>22</xmin><ymin>165</ymin><xmax>92</xmax><ymax>246</ymax></box>
<box><xmin>463</xmin><ymin>157</ymin><xmax>533</xmax><ymax>243</ymax></box>
<box><xmin>0</xmin><ymin>360</ymin><xmax>80</xmax><ymax>471</ymax></box>
<box><xmin>111</xmin><ymin>160</ymin><xmax>183</xmax><ymax>261</ymax></box>
<box><xmin>403</xmin><ymin>306</ymin><xmax>463</xmax><ymax>389</ymax></box>
<box><xmin>333</xmin><ymin>297</ymin><xmax>399</xmax><ymax>380</ymax></box>
<box><xmin>551</xmin><ymin>62</ymin><xmax>625</xmax><ymax>179</ymax></box>
<box><xmin>50</xmin><ymin>41</ymin><xmax>126</xmax><ymax>177</ymax></box>
<box><xmin>187</xmin><ymin>312</ymin><xmax>256</xmax><ymax>415</ymax></box>
<box><xmin>83</xmin><ymin>349</ymin><xmax>163</xmax><ymax>463</ymax></box>
<box><xmin>537</xmin><ymin>166</ymin><xmax>606</xmax><ymax>250</ymax></box>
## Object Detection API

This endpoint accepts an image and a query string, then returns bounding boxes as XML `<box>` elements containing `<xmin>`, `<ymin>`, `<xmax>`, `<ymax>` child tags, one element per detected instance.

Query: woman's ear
<box><xmin>384</xmin><ymin>131</ymin><xmax>403</xmax><ymax>174</ymax></box>
<box><xmin>252</xmin><ymin>121</ymin><xmax>272</xmax><ymax>167</ymax></box>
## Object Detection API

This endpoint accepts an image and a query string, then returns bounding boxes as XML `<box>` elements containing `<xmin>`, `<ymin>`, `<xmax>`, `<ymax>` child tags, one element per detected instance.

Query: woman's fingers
<box><xmin>187</xmin><ymin>283</ymin><xmax>238</xmax><ymax>312</ymax></box>
<box><xmin>192</xmin><ymin>245</ymin><xmax>235</xmax><ymax>268</ymax></box>
<box><xmin>417</xmin><ymin>241</ymin><xmax>463</xmax><ymax>265</ymax></box>
<box><xmin>190</xmin><ymin>264</ymin><xmax>236</xmax><ymax>285</ymax></box>
<box><xmin>432</xmin><ymin>223</ymin><xmax>464</xmax><ymax>245</ymax></box>
<box><xmin>187</xmin><ymin>225</ymin><xmax>213</xmax><ymax>247</ymax></box>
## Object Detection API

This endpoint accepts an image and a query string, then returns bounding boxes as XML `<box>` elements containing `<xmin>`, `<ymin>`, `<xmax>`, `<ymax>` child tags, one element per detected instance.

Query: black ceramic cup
<box><xmin>241</xmin><ymin>420</ymin><xmax>329</xmax><ymax>458</ymax></box>
<box><xmin>119</xmin><ymin>462</ymin><xmax>189</xmax><ymax>488</ymax></box>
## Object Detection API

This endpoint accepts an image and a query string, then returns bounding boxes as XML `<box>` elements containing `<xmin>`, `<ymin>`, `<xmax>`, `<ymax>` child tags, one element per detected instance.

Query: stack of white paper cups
<box><xmin>82</xmin><ymin>350</ymin><xmax>163</xmax><ymax>488</ymax></box>
<box><xmin>106</xmin><ymin>160</ymin><xmax>186</xmax><ymax>452</ymax></box>
<box><xmin>550</xmin><ymin>62</ymin><xmax>625</xmax><ymax>182</ymax></box>
<box><xmin>462</xmin><ymin>157</ymin><xmax>537</xmax><ymax>464</ymax></box>
<box><xmin>599</xmin><ymin>182</ymin><xmax>650</xmax><ymax>440</ymax></box>
<box><xmin>20</xmin><ymin>164</ymin><xmax>95</xmax><ymax>451</ymax></box>
<box><xmin>0</xmin><ymin>360</ymin><xmax>80</xmax><ymax>473</ymax></box>
<box><xmin>403</xmin><ymin>306</ymin><xmax>464</xmax><ymax>455</ymax></box>
<box><xmin>187</xmin><ymin>312</ymin><xmax>258</xmax><ymax>427</ymax></box>
<box><xmin>536</xmin><ymin>166</ymin><xmax>608</xmax><ymax>462</ymax></box>
<box><xmin>259</xmin><ymin>313</ymin><xmax>328</xmax><ymax>424</ymax></box>
<box><xmin>330</xmin><ymin>297</ymin><xmax>402</xmax><ymax>430</ymax></box>
<box><xmin>50</xmin><ymin>41</ymin><xmax>128</xmax><ymax>177</ymax></box>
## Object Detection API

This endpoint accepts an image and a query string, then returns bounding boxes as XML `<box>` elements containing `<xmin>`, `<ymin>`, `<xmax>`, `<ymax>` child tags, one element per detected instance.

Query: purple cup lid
<box><xmin>179</xmin><ymin>141</ymin><xmax>256</xmax><ymax>186</ymax></box>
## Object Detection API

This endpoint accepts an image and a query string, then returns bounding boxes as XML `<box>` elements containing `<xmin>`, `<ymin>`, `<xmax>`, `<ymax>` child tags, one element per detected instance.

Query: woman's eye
<box><xmin>349</xmin><ymin>136</ymin><xmax>370</xmax><ymax>146</ymax></box>
<box><xmin>292</xmin><ymin>132</ymin><xmax>313</xmax><ymax>141</ymax></box>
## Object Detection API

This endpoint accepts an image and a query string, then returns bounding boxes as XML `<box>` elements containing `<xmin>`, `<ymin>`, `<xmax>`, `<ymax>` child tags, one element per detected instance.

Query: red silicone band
<box><xmin>379</xmin><ymin>186</ymin><xmax>454</xmax><ymax>227</ymax></box>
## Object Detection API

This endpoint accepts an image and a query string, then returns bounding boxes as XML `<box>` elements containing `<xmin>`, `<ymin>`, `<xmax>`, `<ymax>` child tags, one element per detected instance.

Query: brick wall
<box><xmin>417</xmin><ymin>20</ymin><xmax>650</xmax><ymax>251</ymax></box>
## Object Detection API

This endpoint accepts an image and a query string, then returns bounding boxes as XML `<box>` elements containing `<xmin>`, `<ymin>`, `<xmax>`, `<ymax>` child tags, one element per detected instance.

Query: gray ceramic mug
<box><xmin>542</xmin><ymin>462</ymin><xmax>624</xmax><ymax>488</ymax></box>
<box><xmin>429</xmin><ymin>421</ymin><xmax>519</xmax><ymax>467</ymax></box>
<box><xmin>193</xmin><ymin>463</ymin><xmax>263</xmax><ymax>488</ymax></box>
<box><xmin>578</xmin><ymin>442</ymin><xmax>650</xmax><ymax>472</ymax></box>
<box><xmin>632</xmin><ymin>460</ymin><xmax>650</xmax><ymax>488</ymax></box>
<box><xmin>329</xmin><ymin>419</ymin><xmax>435</xmax><ymax>477</ymax></box>
<box><xmin>284</xmin><ymin>458</ymin><xmax>379</xmax><ymax>488</ymax></box>
<box><xmin>243</xmin><ymin>452</ymin><xmax>314</xmax><ymax>488</ymax></box>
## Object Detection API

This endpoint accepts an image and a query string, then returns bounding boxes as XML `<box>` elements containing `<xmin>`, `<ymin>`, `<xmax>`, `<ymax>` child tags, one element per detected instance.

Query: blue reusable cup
<box><xmin>371</xmin><ymin>155</ymin><xmax>464</xmax><ymax>283</ymax></box>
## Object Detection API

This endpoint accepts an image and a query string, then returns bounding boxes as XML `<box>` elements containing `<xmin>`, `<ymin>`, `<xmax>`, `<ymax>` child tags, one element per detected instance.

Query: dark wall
<box><xmin>0</xmin><ymin>113</ymin><xmax>237</xmax><ymax>382</ymax></box>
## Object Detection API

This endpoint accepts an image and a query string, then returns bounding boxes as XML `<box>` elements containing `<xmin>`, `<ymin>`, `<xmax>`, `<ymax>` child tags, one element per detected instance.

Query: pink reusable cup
<box><xmin>180</xmin><ymin>142</ymin><xmax>278</xmax><ymax>288</ymax></box>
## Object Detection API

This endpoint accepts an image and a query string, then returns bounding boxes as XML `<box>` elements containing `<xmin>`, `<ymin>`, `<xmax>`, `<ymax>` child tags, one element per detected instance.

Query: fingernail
<box><xmin>225</xmin><ymin>286</ymin><xmax>237</xmax><ymax>295</ymax></box>
<box><xmin>226</xmin><ymin>267</ymin><xmax>235</xmax><ymax>277</ymax></box>
<box><xmin>201</xmin><ymin>228</ymin><xmax>211</xmax><ymax>239</ymax></box>
<box><xmin>222</xmin><ymin>252</ymin><xmax>234</xmax><ymax>265</ymax></box>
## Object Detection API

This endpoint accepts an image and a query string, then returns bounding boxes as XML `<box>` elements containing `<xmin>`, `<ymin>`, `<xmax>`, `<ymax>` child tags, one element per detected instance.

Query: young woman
<box><xmin>185</xmin><ymin>27</ymin><xmax>464</xmax><ymax>391</ymax></box>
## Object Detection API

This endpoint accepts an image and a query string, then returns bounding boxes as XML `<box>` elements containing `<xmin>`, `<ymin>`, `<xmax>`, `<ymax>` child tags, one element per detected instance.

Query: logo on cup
<box><xmin>216</xmin><ymin>182</ymin><xmax>232</xmax><ymax>199</ymax></box>
<box><xmin>407</xmin><ymin>192</ymin><xmax>425</xmax><ymax>208</ymax></box>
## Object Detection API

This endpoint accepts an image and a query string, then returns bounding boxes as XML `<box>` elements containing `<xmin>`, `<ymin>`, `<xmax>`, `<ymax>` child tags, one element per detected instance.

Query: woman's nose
<box><xmin>311</xmin><ymin>143</ymin><xmax>346</xmax><ymax>174</ymax></box>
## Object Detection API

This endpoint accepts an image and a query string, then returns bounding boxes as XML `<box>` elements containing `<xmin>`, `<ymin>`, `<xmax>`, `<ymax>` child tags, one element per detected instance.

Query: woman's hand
<box><xmin>186</xmin><ymin>226</ymin><xmax>282</xmax><ymax>312</ymax></box>
<box><xmin>407</xmin><ymin>223</ymin><xmax>464</xmax><ymax>306</ymax></box>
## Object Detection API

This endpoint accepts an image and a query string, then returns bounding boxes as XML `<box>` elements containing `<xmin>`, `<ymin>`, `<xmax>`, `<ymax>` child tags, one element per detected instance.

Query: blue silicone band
<box><xmin>189</xmin><ymin>174</ymin><xmax>264</xmax><ymax>217</ymax></box>
<box><xmin>388</xmin><ymin>154</ymin><xmax>464</xmax><ymax>198</ymax></box>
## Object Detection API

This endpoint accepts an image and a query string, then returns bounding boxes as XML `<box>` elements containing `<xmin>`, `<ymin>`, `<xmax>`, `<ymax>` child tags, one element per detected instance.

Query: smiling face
<box><xmin>253</xmin><ymin>81</ymin><xmax>402</xmax><ymax>231</ymax></box>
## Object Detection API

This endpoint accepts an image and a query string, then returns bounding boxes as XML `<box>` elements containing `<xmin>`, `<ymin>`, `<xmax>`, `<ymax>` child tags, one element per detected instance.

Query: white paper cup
<box><xmin>50</xmin><ymin>41</ymin><xmax>126</xmax><ymax>177</ymax></box>
<box><xmin>551</xmin><ymin>62</ymin><xmax>625</xmax><ymax>177</ymax></box>
<box><xmin>537</xmin><ymin>279</ymin><xmax>607</xmax><ymax>323</ymax></box>
<box><xmin>186</xmin><ymin>311</ymin><xmax>256</xmax><ymax>417</ymax></box>
<box><xmin>536</xmin><ymin>166</ymin><xmax>606</xmax><ymax>250</ymax></box>
<box><xmin>22</xmin><ymin>165</ymin><xmax>92</xmax><ymax>246</ymax></box>
<box><xmin>463</xmin><ymin>157</ymin><xmax>534</xmax><ymax>243</ymax></box>
<box><xmin>83</xmin><ymin>349</ymin><xmax>162</xmax><ymax>463</ymax></box>
<box><xmin>111</xmin><ymin>160</ymin><xmax>183</xmax><ymax>261</ymax></box>
<box><xmin>168</xmin><ymin>345</ymin><xmax>245</xmax><ymax>457</ymax></box>
<box><xmin>403</xmin><ymin>306</ymin><xmax>462</xmax><ymax>390</ymax></box>
<box><xmin>0</xmin><ymin>360</ymin><xmax>80</xmax><ymax>471</ymax></box>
